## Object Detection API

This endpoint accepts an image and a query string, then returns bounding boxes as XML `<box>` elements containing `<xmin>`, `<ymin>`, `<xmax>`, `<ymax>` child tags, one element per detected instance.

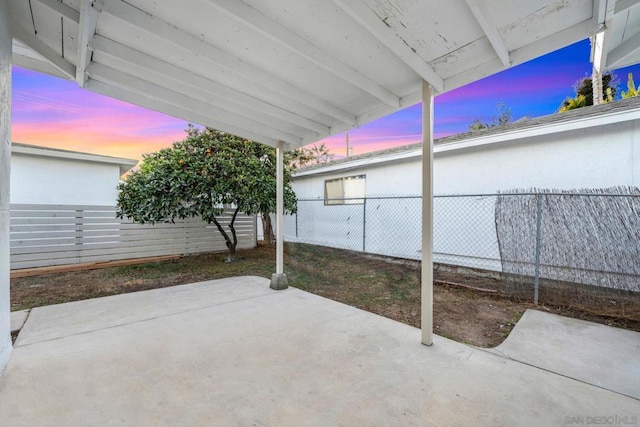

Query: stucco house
<box><xmin>10</xmin><ymin>143</ymin><xmax>138</xmax><ymax>205</ymax></box>
<box><xmin>292</xmin><ymin>95</ymin><xmax>640</xmax><ymax>199</ymax></box>
<box><xmin>286</xmin><ymin>97</ymin><xmax>640</xmax><ymax>280</ymax></box>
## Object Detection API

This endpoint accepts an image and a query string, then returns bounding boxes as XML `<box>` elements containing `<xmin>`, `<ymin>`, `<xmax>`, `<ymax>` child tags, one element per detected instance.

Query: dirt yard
<box><xmin>10</xmin><ymin>243</ymin><xmax>640</xmax><ymax>347</ymax></box>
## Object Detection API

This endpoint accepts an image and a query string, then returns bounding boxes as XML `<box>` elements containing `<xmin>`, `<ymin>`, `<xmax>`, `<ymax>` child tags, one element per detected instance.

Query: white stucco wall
<box><xmin>434</xmin><ymin>120</ymin><xmax>639</xmax><ymax>194</ymax></box>
<box><xmin>10</xmin><ymin>153</ymin><xmax>124</xmax><ymax>205</ymax></box>
<box><xmin>293</xmin><ymin>119</ymin><xmax>640</xmax><ymax>198</ymax></box>
<box><xmin>288</xmin><ymin>116</ymin><xmax>640</xmax><ymax>271</ymax></box>
<box><xmin>0</xmin><ymin>0</ymin><xmax>13</xmax><ymax>374</ymax></box>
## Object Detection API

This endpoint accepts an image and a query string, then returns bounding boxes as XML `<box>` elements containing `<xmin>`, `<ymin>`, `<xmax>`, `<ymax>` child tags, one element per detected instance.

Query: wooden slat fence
<box><xmin>9</xmin><ymin>204</ymin><xmax>257</xmax><ymax>270</ymax></box>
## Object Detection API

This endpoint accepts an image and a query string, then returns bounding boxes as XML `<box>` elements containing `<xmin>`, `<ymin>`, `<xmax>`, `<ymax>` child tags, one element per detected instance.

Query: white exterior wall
<box><xmin>435</xmin><ymin>120</ymin><xmax>639</xmax><ymax>194</ymax></box>
<box><xmin>293</xmin><ymin>158</ymin><xmax>421</xmax><ymax>198</ymax></box>
<box><xmin>10</xmin><ymin>153</ymin><xmax>124</xmax><ymax>205</ymax></box>
<box><xmin>294</xmin><ymin>119</ymin><xmax>640</xmax><ymax>198</ymax></box>
<box><xmin>289</xmin><ymin>117</ymin><xmax>640</xmax><ymax>271</ymax></box>
<box><xmin>0</xmin><ymin>0</ymin><xmax>12</xmax><ymax>374</ymax></box>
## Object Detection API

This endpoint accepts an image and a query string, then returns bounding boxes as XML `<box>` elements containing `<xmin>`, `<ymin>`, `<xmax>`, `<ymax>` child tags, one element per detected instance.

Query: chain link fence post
<box><xmin>362</xmin><ymin>197</ymin><xmax>367</xmax><ymax>252</ymax></box>
<box><xmin>533</xmin><ymin>193</ymin><xmax>543</xmax><ymax>305</ymax></box>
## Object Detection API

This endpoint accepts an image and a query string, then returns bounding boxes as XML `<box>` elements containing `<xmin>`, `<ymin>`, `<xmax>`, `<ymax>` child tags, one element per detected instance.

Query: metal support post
<box><xmin>270</xmin><ymin>140</ymin><xmax>288</xmax><ymax>290</ymax></box>
<box><xmin>0</xmin><ymin>0</ymin><xmax>13</xmax><ymax>373</ymax></box>
<box><xmin>421</xmin><ymin>81</ymin><xmax>434</xmax><ymax>346</ymax></box>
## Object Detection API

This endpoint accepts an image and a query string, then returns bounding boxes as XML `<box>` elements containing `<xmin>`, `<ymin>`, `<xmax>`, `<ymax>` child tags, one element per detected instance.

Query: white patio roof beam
<box><xmin>87</xmin><ymin>63</ymin><xmax>302</xmax><ymax>145</ymax></box>
<box><xmin>85</xmin><ymin>80</ymin><xmax>279</xmax><ymax>147</ymax></box>
<box><xmin>606</xmin><ymin>31</ymin><xmax>640</xmax><ymax>68</ymax></box>
<box><xmin>100</xmin><ymin>0</ymin><xmax>356</xmax><ymax>126</ymax></box>
<box><xmin>12</xmin><ymin>39</ymin><xmax>70</xmax><ymax>79</ymax></box>
<box><xmin>75</xmin><ymin>0</ymin><xmax>100</xmax><ymax>87</ymax></box>
<box><xmin>331</xmin><ymin>0</ymin><xmax>444</xmax><ymax>93</ymax></box>
<box><xmin>93</xmin><ymin>36</ymin><xmax>329</xmax><ymax>135</ymax></box>
<box><xmin>300</xmin><ymin>89</ymin><xmax>422</xmax><ymax>146</ymax></box>
<box><xmin>90</xmin><ymin>57</ymin><xmax>316</xmax><ymax>140</ymax></box>
<box><xmin>614</xmin><ymin>0</ymin><xmax>640</xmax><ymax>14</ymax></box>
<box><xmin>445</xmin><ymin>19</ymin><xmax>594</xmax><ymax>91</ymax></box>
<box><xmin>209</xmin><ymin>0</ymin><xmax>400</xmax><ymax>108</ymax></box>
<box><xmin>464</xmin><ymin>0</ymin><xmax>511</xmax><ymax>66</ymax></box>
<box><xmin>11</xmin><ymin>21</ymin><xmax>75</xmax><ymax>79</ymax></box>
<box><xmin>592</xmin><ymin>0</ymin><xmax>608</xmax><ymax>27</ymax></box>
<box><xmin>35</xmin><ymin>0</ymin><xmax>80</xmax><ymax>23</ymax></box>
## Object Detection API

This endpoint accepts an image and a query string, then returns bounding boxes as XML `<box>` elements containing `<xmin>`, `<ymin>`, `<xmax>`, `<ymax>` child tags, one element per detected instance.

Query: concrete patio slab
<box><xmin>10</xmin><ymin>309</ymin><xmax>29</xmax><ymax>333</ymax></box>
<box><xmin>486</xmin><ymin>309</ymin><xmax>640</xmax><ymax>400</ymax></box>
<box><xmin>15</xmin><ymin>276</ymin><xmax>274</xmax><ymax>346</ymax></box>
<box><xmin>1</xmin><ymin>276</ymin><xmax>638</xmax><ymax>426</ymax></box>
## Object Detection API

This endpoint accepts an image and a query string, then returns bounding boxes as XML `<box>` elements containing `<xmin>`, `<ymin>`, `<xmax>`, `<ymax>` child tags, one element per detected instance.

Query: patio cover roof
<box><xmin>592</xmin><ymin>0</ymin><xmax>640</xmax><ymax>72</ymax></box>
<box><xmin>7</xmin><ymin>0</ymin><xmax>622</xmax><ymax>150</ymax></box>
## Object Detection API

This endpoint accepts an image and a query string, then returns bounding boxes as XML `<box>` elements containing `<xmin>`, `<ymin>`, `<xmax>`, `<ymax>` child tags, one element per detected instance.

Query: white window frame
<box><xmin>324</xmin><ymin>175</ymin><xmax>366</xmax><ymax>205</ymax></box>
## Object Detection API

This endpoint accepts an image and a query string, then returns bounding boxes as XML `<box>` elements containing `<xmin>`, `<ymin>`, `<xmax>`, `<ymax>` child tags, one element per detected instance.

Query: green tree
<box><xmin>621</xmin><ymin>73</ymin><xmax>639</xmax><ymax>99</ymax></box>
<box><xmin>468</xmin><ymin>102</ymin><xmax>512</xmax><ymax>131</ymax></box>
<box><xmin>558</xmin><ymin>94</ymin><xmax>587</xmax><ymax>112</ymax></box>
<box><xmin>117</xmin><ymin>126</ymin><xmax>297</xmax><ymax>261</ymax></box>
<box><xmin>559</xmin><ymin>73</ymin><xmax>616</xmax><ymax>111</ymax></box>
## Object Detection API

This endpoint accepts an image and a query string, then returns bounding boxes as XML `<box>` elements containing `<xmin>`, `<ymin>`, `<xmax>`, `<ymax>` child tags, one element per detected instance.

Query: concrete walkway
<box><xmin>1</xmin><ymin>276</ymin><xmax>638</xmax><ymax>426</ymax></box>
<box><xmin>487</xmin><ymin>309</ymin><xmax>640</xmax><ymax>400</ymax></box>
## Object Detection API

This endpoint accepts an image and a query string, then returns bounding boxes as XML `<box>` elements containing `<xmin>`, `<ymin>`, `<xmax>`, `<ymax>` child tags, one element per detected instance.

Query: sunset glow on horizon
<box><xmin>11</xmin><ymin>39</ymin><xmax>640</xmax><ymax>161</ymax></box>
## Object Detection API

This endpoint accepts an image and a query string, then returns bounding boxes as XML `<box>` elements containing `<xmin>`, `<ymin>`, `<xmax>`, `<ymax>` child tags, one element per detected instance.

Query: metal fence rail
<box><xmin>285</xmin><ymin>189</ymin><xmax>640</xmax><ymax>315</ymax></box>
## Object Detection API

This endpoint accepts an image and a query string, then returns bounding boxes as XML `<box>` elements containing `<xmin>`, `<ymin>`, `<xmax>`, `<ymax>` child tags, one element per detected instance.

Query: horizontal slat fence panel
<box><xmin>9</xmin><ymin>204</ymin><xmax>256</xmax><ymax>270</ymax></box>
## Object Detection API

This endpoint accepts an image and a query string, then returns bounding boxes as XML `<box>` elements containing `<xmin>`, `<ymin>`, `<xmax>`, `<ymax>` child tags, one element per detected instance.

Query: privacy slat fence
<box><xmin>9</xmin><ymin>204</ymin><xmax>257</xmax><ymax>270</ymax></box>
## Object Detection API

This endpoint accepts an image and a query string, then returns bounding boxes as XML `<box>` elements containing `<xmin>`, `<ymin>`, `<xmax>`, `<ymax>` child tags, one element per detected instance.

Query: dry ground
<box><xmin>11</xmin><ymin>243</ymin><xmax>640</xmax><ymax>347</ymax></box>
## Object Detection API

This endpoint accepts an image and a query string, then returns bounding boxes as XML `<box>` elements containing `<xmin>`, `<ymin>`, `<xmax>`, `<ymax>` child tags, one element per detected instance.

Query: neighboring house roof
<box><xmin>11</xmin><ymin>143</ymin><xmax>138</xmax><ymax>175</ymax></box>
<box><xmin>295</xmin><ymin>96</ymin><xmax>640</xmax><ymax>178</ymax></box>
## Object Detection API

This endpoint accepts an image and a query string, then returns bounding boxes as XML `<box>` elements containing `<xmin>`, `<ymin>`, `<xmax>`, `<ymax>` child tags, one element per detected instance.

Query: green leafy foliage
<box><xmin>559</xmin><ymin>73</ymin><xmax>617</xmax><ymax>112</ymax></box>
<box><xmin>558</xmin><ymin>94</ymin><xmax>587</xmax><ymax>112</ymax></box>
<box><xmin>621</xmin><ymin>73</ymin><xmax>639</xmax><ymax>99</ymax></box>
<box><xmin>117</xmin><ymin>126</ymin><xmax>297</xmax><ymax>261</ymax></box>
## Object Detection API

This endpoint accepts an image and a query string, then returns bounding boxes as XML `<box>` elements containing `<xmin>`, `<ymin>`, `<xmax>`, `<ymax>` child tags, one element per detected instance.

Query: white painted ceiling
<box><xmin>8</xmin><ymin>0</ymin><xmax>637</xmax><ymax>149</ymax></box>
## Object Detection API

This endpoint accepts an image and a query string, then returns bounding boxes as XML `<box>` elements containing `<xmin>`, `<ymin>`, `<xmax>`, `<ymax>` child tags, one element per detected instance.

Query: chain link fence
<box><xmin>284</xmin><ymin>188</ymin><xmax>640</xmax><ymax>320</ymax></box>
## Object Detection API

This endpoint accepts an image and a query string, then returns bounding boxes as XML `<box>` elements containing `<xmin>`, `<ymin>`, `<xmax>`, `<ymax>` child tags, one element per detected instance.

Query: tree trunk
<box><xmin>226</xmin><ymin>207</ymin><xmax>240</xmax><ymax>262</ymax></box>
<box><xmin>262</xmin><ymin>212</ymin><xmax>275</xmax><ymax>246</ymax></box>
<box><xmin>211</xmin><ymin>207</ymin><xmax>241</xmax><ymax>263</ymax></box>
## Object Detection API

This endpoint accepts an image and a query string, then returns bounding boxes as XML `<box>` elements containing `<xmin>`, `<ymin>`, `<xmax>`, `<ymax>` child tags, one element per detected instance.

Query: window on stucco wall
<box><xmin>324</xmin><ymin>175</ymin><xmax>366</xmax><ymax>205</ymax></box>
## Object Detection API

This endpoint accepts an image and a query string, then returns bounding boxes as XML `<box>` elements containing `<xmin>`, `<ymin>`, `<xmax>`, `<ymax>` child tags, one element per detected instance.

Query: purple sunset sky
<box><xmin>11</xmin><ymin>39</ymin><xmax>640</xmax><ymax>160</ymax></box>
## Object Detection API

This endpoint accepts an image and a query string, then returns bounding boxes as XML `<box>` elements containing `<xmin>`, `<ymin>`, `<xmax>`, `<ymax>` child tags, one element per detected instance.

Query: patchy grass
<box><xmin>11</xmin><ymin>243</ymin><xmax>638</xmax><ymax>347</ymax></box>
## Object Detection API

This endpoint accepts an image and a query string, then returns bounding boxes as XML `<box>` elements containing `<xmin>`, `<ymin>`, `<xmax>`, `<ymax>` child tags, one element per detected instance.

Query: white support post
<box><xmin>421</xmin><ymin>81</ymin><xmax>434</xmax><ymax>346</ymax></box>
<box><xmin>0</xmin><ymin>0</ymin><xmax>13</xmax><ymax>373</ymax></box>
<box><xmin>270</xmin><ymin>140</ymin><xmax>288</xmax><ymax>290</ymax></box>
